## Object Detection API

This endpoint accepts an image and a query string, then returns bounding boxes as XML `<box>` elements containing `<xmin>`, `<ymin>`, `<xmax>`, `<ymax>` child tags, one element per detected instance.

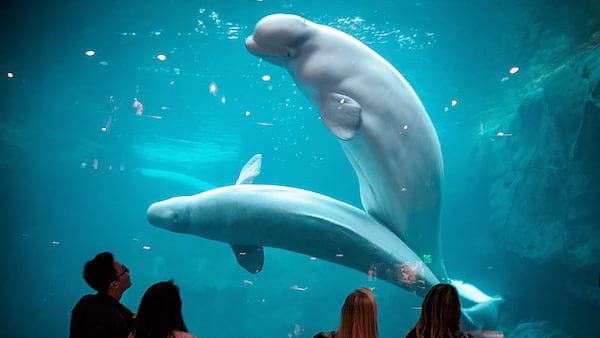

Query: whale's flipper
<box><xmin>462</xmin><ymin>298</ymin><xmax>503</xmax><ymax>331</ymax></box>
<box><xmin>232</xmin><ymin>154</ymin><xmax>265</xmax><ymax>273</ymax></box>
<box><xmin>451</xmin><ymin>279</ymin><xmax>504</xmax><ymax>329</ymax></box>
<box><xmin>451</xmin><ymin>279</ymin><xmax>504</xmax><ymax>304</ymax></box>
<box><xmin>319</xmin><ymin>92</ymin><xmax>362</xmax><ymax>141</ymax></box>
<box><xmin>235</xmin><ymin>154</ymin><xmax>263</xmax><ymax>185</ymax></box>
<box><xmin>231</xmin><ymin>244</ymin><xmax>265</xmax><ymax>274</ymax></box>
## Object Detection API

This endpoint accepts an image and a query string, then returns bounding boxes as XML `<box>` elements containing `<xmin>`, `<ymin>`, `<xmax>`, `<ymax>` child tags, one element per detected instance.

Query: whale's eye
<box><xmin>172</xmin><ymin>213</ymin><xmax>179</xmax><ymax>224</ymax></box>
<box><xmin>282</xmin><ymin>47</ymin><xmax>295</xmax><ymax>58</ymax></box>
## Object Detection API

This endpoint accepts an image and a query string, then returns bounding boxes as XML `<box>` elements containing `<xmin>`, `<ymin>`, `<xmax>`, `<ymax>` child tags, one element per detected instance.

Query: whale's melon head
<box><xmin>245</xmin><ymin>14</ymin><xmax>312</xmax><ymax>65</ymax></box>
<box><xmin>147</xmin><ymin>196</ymin><xmax>192</xmax><ymax>233</ymax></box>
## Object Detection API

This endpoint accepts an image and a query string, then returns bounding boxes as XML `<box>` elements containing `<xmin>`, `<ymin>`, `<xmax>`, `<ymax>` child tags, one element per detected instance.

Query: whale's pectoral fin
<box><xmin>231</xmin><ymin>244</ymin><xmax>264</xmax><ymax>274</ymax></box>
<box><xmin>319</xmin><ymin>92</ymin><xmax>362</xmax><ymax>141</ymax></box>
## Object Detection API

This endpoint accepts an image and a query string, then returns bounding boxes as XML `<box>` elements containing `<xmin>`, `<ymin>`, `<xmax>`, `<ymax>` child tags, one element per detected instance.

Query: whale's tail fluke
<box><xmin>451</xmin><ymin>279</ymin><xmax>504</xmax><ymax>330</ymax></box>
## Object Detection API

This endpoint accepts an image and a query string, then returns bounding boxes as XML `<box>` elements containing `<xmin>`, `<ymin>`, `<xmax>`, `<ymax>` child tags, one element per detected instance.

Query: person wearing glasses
<box><xmin>70</xmin><ymin>251</ymin><xmax>134</xmax><ymax>338</ymax></box>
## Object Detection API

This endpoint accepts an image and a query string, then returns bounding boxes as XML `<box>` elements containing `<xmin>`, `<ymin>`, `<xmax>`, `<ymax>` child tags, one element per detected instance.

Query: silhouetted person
<box><xmin>313</xmin><ymin>287</ymin><xmax>378</xmax><ymax>338</ymax></box>
<box><xmin>405</xmin><ymin>283</ymin><xmax>473</xmax><ymax>338</ymax></box>
<box><xmin>129</xmin><ymin>280</ymin><xmax>196</xmax><ymax>338</ymax></box>
<box><xmin>70</xmin><ymin>251</ymin><xmax>133</xmax><ymax>338</ymax></box>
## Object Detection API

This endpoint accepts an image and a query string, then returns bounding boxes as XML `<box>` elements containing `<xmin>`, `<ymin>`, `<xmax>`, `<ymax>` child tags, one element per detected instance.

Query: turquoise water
<box><xmin>2</xmin><ymin>0</ymin><xmax>599</xmax><ymax>337</ymax></box>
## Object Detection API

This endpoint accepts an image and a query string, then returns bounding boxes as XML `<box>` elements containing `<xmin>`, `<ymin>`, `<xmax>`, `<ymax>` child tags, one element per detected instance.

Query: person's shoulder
<box><xmin>73</xmin><ymin>293</ymin><xmax>128</xmax><ymax>317</ymax></box>
<box><xmin>313</xmin><ymin>331</ymin><xmax>335</xmax><ymax>338</ymax></box>
<box><xmin>78</xmin><ymin>294</ymin><xmax>97</xmax><ymax>302</ymax></box>
<box><xmin>72</xmin><ymin>294</ymin><xmax>97</xmax><ymax>309</ymax></box>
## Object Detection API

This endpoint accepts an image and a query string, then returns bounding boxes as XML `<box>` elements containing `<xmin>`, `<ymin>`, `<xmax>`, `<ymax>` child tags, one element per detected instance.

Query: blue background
<box><xmin>1</xmin><ymin>0</ymin><xmax>599</xmax><ymax>337</ymax></box>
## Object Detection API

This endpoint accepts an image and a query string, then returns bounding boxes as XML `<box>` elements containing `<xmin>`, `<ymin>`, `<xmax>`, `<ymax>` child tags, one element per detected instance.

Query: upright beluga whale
<box><xmin>245</xmin><ymin>14</ymin><xmax>502</xmax><ymax>328</ymax></box>
<box><xmin>245</xmin><ymin>14</ymin><xmax>446</xmax><ymax>280</ymax></box>
<box><xmin>147</xmin><ymin>13</ymin><xmax>502</xmax><ymax>329</ymax></box>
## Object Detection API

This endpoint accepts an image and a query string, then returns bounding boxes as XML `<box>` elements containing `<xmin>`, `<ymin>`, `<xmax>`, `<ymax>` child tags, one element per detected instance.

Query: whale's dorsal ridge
<box><xmin>236</xmin><ymin>153</ymin><xmax>263</xmax><ymax>185</ymax></box>
<box><xmin>319</xmin><ymin>92</ymin><xmax>362</xmax><ymax>141</ymax></box>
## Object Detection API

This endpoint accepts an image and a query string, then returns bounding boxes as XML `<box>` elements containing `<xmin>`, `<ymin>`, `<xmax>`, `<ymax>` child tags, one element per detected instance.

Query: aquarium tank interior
<box><xmin>1</xmin><ymin>0</ymin><xmax>599</xmax><ymax>337</ymax></box>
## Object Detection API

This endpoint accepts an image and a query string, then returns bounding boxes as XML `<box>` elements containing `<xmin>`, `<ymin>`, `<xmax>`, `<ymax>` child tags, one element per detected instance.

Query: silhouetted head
<box><xmin>132</xmin><ymin>280</ymin><xmax>188</xmax><ymax>338</ymax></box>
<box><xmin>83</xmin><ymin>251</ymin><xmax>131</xmax><ymax>296</ymax></box>
<box><xmin>413</xmin><ymin>283</ymin><xmax>463</xmax><ymax>338</ymax></box>
<box><xmin>337</xmin><ymin>287</ymin><xmax>378</xmax><ymax>338</ymax></box>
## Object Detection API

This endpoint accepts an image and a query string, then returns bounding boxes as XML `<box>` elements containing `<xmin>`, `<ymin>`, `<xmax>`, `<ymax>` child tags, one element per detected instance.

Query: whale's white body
<box><xmin>246</xmin><ymin>14</ymin><xmax>446</xmax><ymax>278</ymax></box>
<box><xmin>148</xmin><ymin>184</ymin><xmax>439</xmax><ymax>296</ymax></box>
<box><xmin>146</xmin><ymin>14</ymin><xmax>503</xmax><ymax>330</ymax></box>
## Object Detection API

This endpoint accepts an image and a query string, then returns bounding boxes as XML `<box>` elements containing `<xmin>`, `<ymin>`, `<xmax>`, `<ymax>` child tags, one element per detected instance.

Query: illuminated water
<box><xmin>2</xmin><ymin>0</ymin><xmax>599</xmax><ymax>337</ymax></box>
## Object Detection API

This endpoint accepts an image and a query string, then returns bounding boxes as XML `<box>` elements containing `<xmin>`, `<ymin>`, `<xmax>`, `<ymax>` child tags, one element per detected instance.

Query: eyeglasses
<box><xmin>115</xmin><ymin>265</ymin><xmax>129</xmax><ymax>280</ymax></box>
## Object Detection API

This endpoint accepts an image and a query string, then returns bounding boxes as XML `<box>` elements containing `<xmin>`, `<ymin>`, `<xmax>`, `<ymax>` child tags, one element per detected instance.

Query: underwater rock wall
<box><xmin>471</xmin><ymin>48</ymin><xmax>599</xmax><ymax>336</ymax></box>
<box><xmin>489</xmin><ymin>48</ymin><xmax>600</xmax><ymax>267</ymax></box>
<box><xmin>510</xmin><ymin>321</ymin><xmax>571</xmax><ymax>338</ymax></box>
<box><xmin>504</xmin><ymin>50</ymin><xmax>598</xmax><ymax>265</ymax></box>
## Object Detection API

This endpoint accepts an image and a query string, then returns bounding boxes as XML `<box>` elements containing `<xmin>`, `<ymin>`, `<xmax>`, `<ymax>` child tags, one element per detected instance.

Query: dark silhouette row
<box><xmin>69</xmin><ymin>252</ymin><xmax>474</xmax><ymax>338</ymax></box>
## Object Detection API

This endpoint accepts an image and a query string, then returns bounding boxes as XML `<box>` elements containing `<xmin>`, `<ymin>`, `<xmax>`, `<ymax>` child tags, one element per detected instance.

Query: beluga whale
<box><xmin>148</xmin><ymin>154</ymin><xmax>499</xmax><ymax>329</ymax></box>
<box><xmin>245</xmin><ymin>14</ymin><xmax>501</xmax><ymax>328</ymax></box>
<box><xmin>245</xmin><ymin>13</ymin><xmax>445</xmax><ymax>282</ymax></box>
<box><xmin>148</xmin><ymin>155</ymin><xmax>441</xmax><ymax>296</ymax></box>
<box><xmin>147</xmin><ymin>14</ymin><xmax>501</xmax><ymax>330</ymax></box>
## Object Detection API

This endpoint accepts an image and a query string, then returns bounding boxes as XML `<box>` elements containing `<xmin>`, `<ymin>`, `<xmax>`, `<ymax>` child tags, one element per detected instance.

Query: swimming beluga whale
<box><xmin>245</xmin><ymin>13</ymin><xmax>446</xmax><ymax>281</ymax></box>
<box><xmin>147</xmin><ymin>155</ymin><xmax>499</xmax><ymax>329</ymax></box>
<box><xmin>147</xmin><ymin>157</ymin><xmax>441</xmax><ymax>296</ymax></box>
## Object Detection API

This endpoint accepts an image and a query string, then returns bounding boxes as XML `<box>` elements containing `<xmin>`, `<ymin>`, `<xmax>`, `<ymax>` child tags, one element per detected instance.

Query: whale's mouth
<box><xmin>245</xmin><ymin>35</ymin><xmax>298</xmax><ymax>67</ymax></box>
<box><xmin>244</xmin><ymin>35</ymin><xmax>258</xmax><ymax>50</ymax></box>
<box><xmin>147</xmin><ymin>202</ymin><xmax>185</xmax><ymax>231</ymax></box>
<box><xmin>245</xmin><ymin>35</ymin><xmax>274</xmax><ymax>58</ymax></box>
